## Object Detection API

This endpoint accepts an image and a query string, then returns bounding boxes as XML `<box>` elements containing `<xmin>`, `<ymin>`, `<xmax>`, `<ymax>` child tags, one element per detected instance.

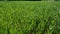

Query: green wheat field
<box><xmin>0</xmin><ymin>1</ymin><xmax>60</xmax><ymax>34</ymax></box>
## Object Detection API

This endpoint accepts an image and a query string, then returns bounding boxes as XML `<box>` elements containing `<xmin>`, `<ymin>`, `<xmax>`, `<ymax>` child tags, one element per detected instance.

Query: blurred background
<box><xmin>0</xmin><ymin>0</ymin><xmax>60</xmax><ymax>1</ymax></box>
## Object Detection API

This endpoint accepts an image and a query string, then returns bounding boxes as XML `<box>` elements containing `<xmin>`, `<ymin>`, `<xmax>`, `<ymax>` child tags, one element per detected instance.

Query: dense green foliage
<box><xmin>0</xmin><ymin>1</ymin><xmax>60</xmax><ymax>34</ymax></box>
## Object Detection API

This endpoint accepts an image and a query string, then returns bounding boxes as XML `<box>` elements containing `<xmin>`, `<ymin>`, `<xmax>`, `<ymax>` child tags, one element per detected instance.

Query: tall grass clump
<box><xmin>0</xmin><ymin>1</ymin><xmax>60</xmax><ymax>34</ymax></box>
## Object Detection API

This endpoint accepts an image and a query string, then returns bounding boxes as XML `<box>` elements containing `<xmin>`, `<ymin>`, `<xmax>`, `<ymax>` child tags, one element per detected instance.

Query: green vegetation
<box><xmin>0</xmin><ymin>1</ymin><xmax>60</xmax><ymax>34</ymax></box>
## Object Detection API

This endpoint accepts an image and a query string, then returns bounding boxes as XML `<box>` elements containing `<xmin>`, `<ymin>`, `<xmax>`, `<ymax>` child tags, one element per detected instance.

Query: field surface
<box><xmin>0</xmin><ymin>1</ymin><xmax>60</xmax><ymax>34</ymax></box>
